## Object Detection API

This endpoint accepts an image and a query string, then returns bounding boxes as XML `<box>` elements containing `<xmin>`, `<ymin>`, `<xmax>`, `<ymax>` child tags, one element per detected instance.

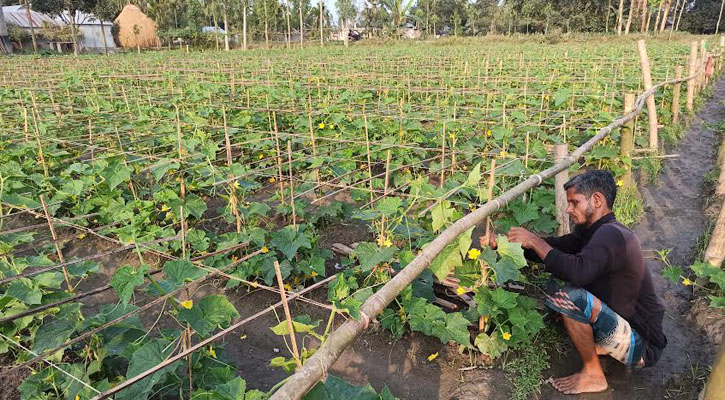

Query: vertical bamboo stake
<box><xmin>274</xmin><ymin>260</ymin><xmax>302</xmax><ymax>369</ymax></box>
<box><xmin>440</xmin><ymin>124</ymin><xmax>446</xmax><ymax>189</ymax></box>
<box><xmin>636</xmin><ymin>39</ymin><xmax>658</xmax><ymax>150</ymax></box>
<box><xmin>287</xmin><ymin>141</ymin><xmax>297</xmax><ymax>230</ymax></box>
<box><xmin>672</xmin><ymin>66</ymin><xmax>683</xmax><ymax>124</ymax></box>
<box><xmin>364</xmin><ymin>111</ymin><xmax>375</xmax><ymax>203</ymax></box>
<box><xmin>524</xmin><ymin>132</ymin><xmax>530</xmax><ymax>169</ymax></box>
<box><xmin>272</xmin><ymin>112</ymin><xmax>286</xmax><ymax>204</ymax></box>
<box><xmin>88</xmin><ymin>119</ymin><xmax>94</xmax><ymax>162</ymax></box>
<box><xmin>40</xmin><ymin>195</ymin><xmax>73</xmax><ymax>292</ymax></box>
<box><xmin>621</xmin><ymin>94</ymin><xmax>636</xmax><ymax>185</ymax></box>
<box><xmin>65</xmin><ymin>88</ymin><xmax>74</xmax><ymax>115</ymax></box>
<box><xmin>223</xmin><ymin>106</ymin><xmax>232</xmax><ymax>165</ymax></box>
<box><xmin>699</xmin><ymin>40</ymin><xmax>707</xmax><ymax>92</ymax></box>
<box><xmin>383</xmin><ymin>150</ymin><xmax>392</xmax><ymax>197</ymax></box>
<box><xmin>687</xmin><ymin>41</ymin><xmax>698</xmax><ymax>112</ymax></box>
<box><xmin>554</xmin><ymin>144</ymin><xmax>570</xmax><ymax>236</ymax></box>
<box><xmin>180</xmin><ymin>205</ymin><xmax>187</xmax><ymax>260</ymax></box>
<box><xmin>175</xmin><ymin>105</ymin><xmax>186</xmax><ymax>200</ymax></box>
<box><xmin>306</xmin><ymin>97</ymin><xmax>320</xmax><ymax>190</ymax></box>
<box><xmin>23</xmin><ymin>107</ymin><xmax>29</xmax><ymax>142</ymax></box>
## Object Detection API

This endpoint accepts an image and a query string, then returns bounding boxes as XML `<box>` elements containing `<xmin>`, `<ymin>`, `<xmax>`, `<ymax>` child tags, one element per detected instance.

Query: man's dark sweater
<box><xmin>526</xmin><ymin>213</ymin><xmax>667</xmax><ymax>366</ymax></box>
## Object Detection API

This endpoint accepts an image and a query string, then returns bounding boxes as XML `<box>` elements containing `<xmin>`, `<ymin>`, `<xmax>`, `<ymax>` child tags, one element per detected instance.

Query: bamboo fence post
<box><xmin>621</xmin><ymin>94</ymin><xmax>636</xmax><ymax>185</ymax></box>
<box><xmin>287</xmin><ymin>141</ymin><xmax>297</xmax><ymax>230</ymax></box>
<box><xmin>88</xmin><ymin>119</ymin><xmax>94</xmax><ymax>162</ymax></box>
<box><xmin>272</xmin><ymin>112</ymin><xmax>286</xmax><ymax>204</ymax></box>
<box><xmin>306</xmin><ymin>98</ymin><xmax>321</xmax><ymax>190</ymax></box>
<box><xmin>554</xmin><ymin>144</ymin><xmax>570</xmax><ymax>236</ymax></box>
<box><xmin>223</xmin><ymin>106</ymin><xmax>232</xmax><ymax>165</ymax></box>
<box><xmin>699</xmin><ymin>40</ymin><xmax>707</xmax><ymax>91</ymax></box>
<box><xmin>440</xmin><ymin>124</ymin><xmax>446</xmax><ymax>188</ymax></box>
<box><xmin>175</xmin><ymin>105</ymin><xmax>186</xmax><ymax>200</ymax></box>
<box><xmin>180</xmin><ymin>206</ymin><xmax>186</xmax><ymax>260</ymax></box>
<box><xmin>687</xmin><ymin>41</ymin><xmax>698</xmax><ymax>112</ymax></box>
<box><xmin>636</xmin><ymin>39</ymin><xmax>658</xmax><ymax>150</ymax></box>
<box><xmin>383</xmin><ymin>149</ymin><xmax>392</xmax><ymax>196</ymax></box>
<box><xmin>40</xmin><ymin>195</ymin><xmax>73</xmax><ymax>292</ymax></box>
<box><xmin>274</xmin><ymin>260</ymin><xmax>302</xmax><ymax>369</ymax></box>
<box><xmin>23</xmin><ymin>107</ymin><xmax>29</xmax><ymax>142</ymax></box>
<box><xmin>364</xmin><ymin>111</ymin><xmax>374</xmax><ymax>203</ymax></box>
<box><xmin>672</xmin><ymin>66</ymin><xmax>683</xmax><ymax>124</ymax></box>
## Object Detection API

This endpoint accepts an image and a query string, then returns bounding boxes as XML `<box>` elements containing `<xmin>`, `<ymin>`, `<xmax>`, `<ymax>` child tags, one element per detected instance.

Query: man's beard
<box><xmin>572</xmin><ymin>201</ymin><xmax>596</xmax><ymax>230</ymax></box>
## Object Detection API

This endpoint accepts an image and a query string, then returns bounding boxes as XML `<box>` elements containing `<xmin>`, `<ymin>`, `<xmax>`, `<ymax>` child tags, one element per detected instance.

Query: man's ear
<box><xmin>591</xmin><ymin>192</ymin><xmax>606</xmax><ymax>209</ymax></box>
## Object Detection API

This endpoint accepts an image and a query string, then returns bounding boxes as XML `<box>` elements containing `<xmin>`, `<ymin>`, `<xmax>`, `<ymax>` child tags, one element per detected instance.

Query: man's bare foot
<box><xmin>550</xmin><ymin>370</ymin><xmax>608</xmax><ymax>394</ymax></box>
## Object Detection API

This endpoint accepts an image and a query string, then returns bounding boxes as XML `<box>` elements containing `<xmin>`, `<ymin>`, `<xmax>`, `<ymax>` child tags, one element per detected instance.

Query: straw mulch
<box><xmin>113</xmin><ymin>4</ymin><xmax>160</xmax><ymax>49</ymax></box>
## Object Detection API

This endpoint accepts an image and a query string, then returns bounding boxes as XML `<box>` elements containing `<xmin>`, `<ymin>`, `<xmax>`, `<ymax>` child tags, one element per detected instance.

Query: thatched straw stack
<box><xmin>113</xmin><ymin>4</ymin><xmax>160</xmax><ymax>49</ymax></box>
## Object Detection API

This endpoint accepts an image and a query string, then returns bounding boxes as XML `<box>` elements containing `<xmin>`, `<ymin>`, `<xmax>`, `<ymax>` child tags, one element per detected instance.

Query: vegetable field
<box><xmin>0</xmin><ymin>36</ymin><xmax>719</xmax><ymax>400</ymax></box>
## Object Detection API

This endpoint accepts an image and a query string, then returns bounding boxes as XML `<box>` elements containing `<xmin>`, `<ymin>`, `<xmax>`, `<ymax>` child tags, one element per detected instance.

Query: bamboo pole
<box><xmin>636</xmin><ymin>40</ymin><xmax>658</xmax><ymax>150</ymax></box>
<box><xmin>272</xmin><ymin>111</ymin><xmax>286</xmax><ymax>204</ymax></box>
<box><xmin>40</xmin><ymin>195</ymin><xmax>73</xmax><ymax>292</ymax></box>
<box><xmin>364</xmin><ymin>111</ymin><xmax>375</xmax><ymax>203</ymax></box>
<box><xmin>268</xmin><ymin>68</ymin><xmax>701</xmax><ymax>400</ymax></box>
<box><xmin>274</xmin><ymin>259</ymin><xmax>302</xmax><ymax>369</ymax></box>
<box><xmin>672</xmin><ymin>66</ymin><xmax>682</xmax><ymax>124</ymax></box>
<box><xmin>621</xmin><ymin>94</ymin><xmax>636</xmax><ymax>185</ymax></box>
<box><xmin>554</xmin><ymin>144</ymin><xmax>570</xmax><ymax>236</ymax></box>
<box><xmin>687</xmin><ymin>42</ymin><xmax>698</xmax><ymax>112</ymax></box>
<box><xmin>287</xmin><ymin>141</ymin><xmax>297</xmax><ymax>230</ymax></box>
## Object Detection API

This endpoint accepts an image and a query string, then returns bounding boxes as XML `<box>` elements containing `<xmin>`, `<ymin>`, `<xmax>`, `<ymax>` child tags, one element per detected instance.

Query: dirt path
<box><xmin>538</xmin><ymin>77</ymin><xmax>725</xmax><ymax>400</ymax></box>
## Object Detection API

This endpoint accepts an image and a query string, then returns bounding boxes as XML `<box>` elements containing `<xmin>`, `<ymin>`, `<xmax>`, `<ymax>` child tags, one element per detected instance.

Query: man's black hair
<box><xmin>563</xmin><ymin>170</ymin><xmax>617</xmax><ymax>209</ymax></box>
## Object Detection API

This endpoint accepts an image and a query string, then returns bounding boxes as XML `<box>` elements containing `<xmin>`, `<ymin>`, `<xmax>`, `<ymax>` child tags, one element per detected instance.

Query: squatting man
<box><xmin>489</xmin><ymin>170</ymin><xmax>667</xmax><ymax>394</ymax></box>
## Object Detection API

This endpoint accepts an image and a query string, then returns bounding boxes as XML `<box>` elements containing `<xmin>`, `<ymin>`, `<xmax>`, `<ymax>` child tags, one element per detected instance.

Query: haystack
<box><xmin>113</xmin><ymin>4</ymin><xmax>160</xmax><ymax>49</ymax></box>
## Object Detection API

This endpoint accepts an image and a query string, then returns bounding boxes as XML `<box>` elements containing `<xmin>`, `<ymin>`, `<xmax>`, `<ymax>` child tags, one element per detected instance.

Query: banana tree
<box><xmin>381</xmin><ymin>0</ymin><xmax>414</xmax><ymax>28</ymax></box>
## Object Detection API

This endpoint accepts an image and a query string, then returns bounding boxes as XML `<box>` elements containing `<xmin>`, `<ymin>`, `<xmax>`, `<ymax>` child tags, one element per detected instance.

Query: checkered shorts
<box><xmin>546</xmin><ymin>287</ymin><xmax>645</xmax><ymax>367</ymax></box>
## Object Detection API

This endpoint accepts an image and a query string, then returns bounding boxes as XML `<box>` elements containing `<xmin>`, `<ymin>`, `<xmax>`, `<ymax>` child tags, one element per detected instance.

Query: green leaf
<box><xmin>491</xmin><ymin>287</ymin><xmax>519</xmax><ymax>309</ymax></box>
<box><xmin>474</xmin><ymin>332</ymin><xmax>507</xmax><ymax>359</ymax></box>
<box><xmin>117</xmin><ymin>339</ymin><xmax>180</xmax><ymax>400</ymax></box>
<box><xmin>352</xmin><ymin>242</ymin><xmax>397</xmax><ymax>272</ymax></box>
<box><xmin>496</xmin><ymin>235</ymin><xmax>527</xmax><ymax>267</ymax></box>
<box><xmin>178</xmin><ymin>294</ymin><xmax>240</xmax><ymax>336</ymax></box>
<box><xmin>432</xmin><ymin>312</ymin><xmax>471</xmax><ymax>346</ymax></box>
<box><xmin>66</xmin><ymin>260</ymin><xmax>100</xmax><ymax>277</ymax></box>
<box><xmin>270</xmin><ymin>315</ymin><xmax>321</xmax><ymax>336</ymax></box>
<box><xmin>33</xmin><ymin>319</ymin><xmax>75</xmax><ymax>353</ymax></box>
<box><xmin>303</xmin><ymin>375</ymin><xmax>381</xmax><ymax>400</ymax></box>
<box><xmin>431</xmin><ymin>202</ymin><xmax>455</xmax><ymax>232</ymax></box>
<box><xmin>709</xmin><ymin>296</ymin><xmax>725</xmax><ymax>309</ymax></box>
<box><xmin>458</xmin><ymin>227</ymin><xmax>474</xmax><ymax>259</ymax></box>
<box><xmin>164</xmin><ymin>259</ymin><xmax>207</xmax><ymax>284</ymax></box>
<box><xmin>464</xmin><ymin>162</ymin><xmax>482</xmax><ymax>187</ymax></box>
<box><xmin>662</xmin><ymin>265</ymin><xmax>683</xmax><ymax>284</ymax></box>
<box><xmin>104</xmin><ymin>162</ymin><xmax>131</xmax><ymax>190</ymax></box>
<box><xmin>110</xmin><ymin>265</ymin><xmax>149</xmax><ymax>304</ymax></box>
<box><xmin>375</xmin><ymin>197</ymin><xmax>403</xmax><ymax>216</ymax></box>
<box><xmin>271</xmin><ymin>225</ymin><xmax>312</xmax><ymax>260</ymax></box>
<box><xmin>184</xmin><ymin>194</ymin><xmax>208</xmax><ymax>219</ymax></box>
<box><xmin>214</xmin><ymin>377</ymin><xmax>246</xmax><ymax>400</ymax></box>
<box><xmin>149</xmin><ymin>158</ymin><xmax>180</xmax><ymax>181</ymax></box>
<box><xmin>7</xmin><ymin>279</ymin><xmax>42</xmax><ymax>305</ymax></box>
<box><xmin>491</xmin><ymin>257</ymin><xmax>523</xmax><ymax>284</ymax></box>
<box><xmin>553</xmin><ymin>88</ymin><xmax>571</xmax><ymax>107</ymax></box>
<box><xmin>429</xmin><ymin>244</ymin><xmax>462</xmax><ymax>281</ymax></box>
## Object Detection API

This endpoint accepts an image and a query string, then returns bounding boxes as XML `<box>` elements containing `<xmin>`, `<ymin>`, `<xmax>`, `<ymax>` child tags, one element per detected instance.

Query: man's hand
<box><xmin>481</xmin><ymin>234</ymin><xmax>497</xmax><ymax>250</ymax></box>
<box><xmin>507</xmin><ymin>227</ymin><xmax>540</xmax><ymax>249</ymax></box>
<box><xmin>507</xmin><ymin>227</ymin><xmax>554</xmax><ymax>261</ymax></box>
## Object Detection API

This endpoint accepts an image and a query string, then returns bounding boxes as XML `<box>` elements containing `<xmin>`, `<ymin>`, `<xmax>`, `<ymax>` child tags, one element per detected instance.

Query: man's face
<box><xmin>565</xmin><ymin>188</ymin><xmax>595</xmax><ymax>227</ymax></box>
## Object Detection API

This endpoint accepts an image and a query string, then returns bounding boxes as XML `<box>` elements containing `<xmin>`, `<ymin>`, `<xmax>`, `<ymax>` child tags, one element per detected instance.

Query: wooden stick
<box><xmin>223</xmin><ymin>106</ymin><xmax>232</xmax><ymax>166</ymax></box>
<box><xmin>636</xmin><ymin>39</ymin><xmax>658</xmax><ymax>150</ymax></box>
<box><xmin>383</xmin><ymin>149</ymin><xmax>392</xmax><ymax>196</ymax></box>
<box><xmin>440</xmin><ymin>124</ymin><xmax>446</xmax><ymax>189</ymax></box>
<box><xmin>554</xmin><ymin>144</ymin><xmax>570</xmax><ymax>235</ymax></box>
<box><xmin>23</xmin><ymin>107</ymin><xmax>29</xmax><ymax>142</ymax></box>
<box><xmin>180</xmin><ymin>205</ymin><xmax>186</xmax><ymax>260</ymax></box>
<box><xmin>621</xmin><ymin>94</ymin><xmax>636</xmax><ymax>185</ymax></box>
<box><xmin>274</xmin><ymin>260</ymin><xmax>302</xmax><ymax>369</ymax></box>
<box><xmin>306</xmin><ymin>97</ymin><xmax>320</xmax><ymax>190</ymax></box>
<box><xmin>364</xmin><ymin>109</ymin><xmax>374</xmax><ymax>203</ymax></box>
<box><xmin>687</xmin><ymin>41</ymin><xmax>698</xmax><ymax>112</ymax></box>
<box><xmin>40</xmin><ymin>195</ymin><xmax>73</xmax><ymax>292</ymax></box>
<box><xmin>175</xmin><ymin>105</ymin><xmax>186</xmax><ymax>200</ymax></box>
<box><xmin>672</xmin><ymin>66</ymin><xmax>683</xmax><ymax>124</ymax></box>
<box><xmin>287</xmin><ymin>141</ymin><xmax>296</xmax><ymax>230</ymax></box>
<box><xmin>272</xmin><ymin>111</ymin><xmax>286</xmax><ymax>204</ymax></box>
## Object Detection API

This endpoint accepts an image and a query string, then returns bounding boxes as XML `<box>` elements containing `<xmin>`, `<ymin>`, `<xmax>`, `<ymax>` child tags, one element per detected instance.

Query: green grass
<box><xmin>614</xmin><ymin>183</ymin><xmax>644</xmax><ymax>227</ymax></box>
<box><xmin>502</xmin><ymin>326</ymin><xmax>568</xmax><ymax>400</ymax></box>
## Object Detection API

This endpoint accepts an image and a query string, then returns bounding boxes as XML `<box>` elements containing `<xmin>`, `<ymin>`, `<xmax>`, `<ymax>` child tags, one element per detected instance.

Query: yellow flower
<box><xmin>180</xmin><ymin>300</ymin><xmax>193</xmax><ymax>309</ymax></box>
<box><xmin>383</xmin><ymin>238</ymin><xmax>393</xmax><ymax>247</ymax></box>
<box><xmin>616</xmin><ymin>179</ymin><xmax>624</xmax><ymax>187</ymax></box>
<box><xmin>261</xmin><ymin>246</ymin><xmax>269</xmax><ymax>253</ymax></box>
<box><xmin>486</xmin><ymin>129</ymin><xmax>492</xmax><ymax>137</ymax></box>
<box><xmin>76</xmin><ymin>233</ymin><xmax>86</xmax><ymax>240</ymax></box>
<box><xmin>240</xmin><ymin>334</ymin><xmax>247</xmax><ymax>340</ymax></box>
<box><xmin>318</xmin><ymin>122</ymin><xmax>325</xmax><ymax>129</ymax></box>
<box><xmin>233</xmin><ymin>181</ymin><xmax>240</xmax><ymax>189</ymax></box>
<box><xmin>448</xmin><ymin>133</ymin><xmax>455</xmax><ymax>140</ymax></box>
<box><xmin>268</xmin><ymin>177</ymin><xmax>276</xmax><ymax>183</ymax></box>
<box><xmin>502</xmin><ymin>332</ymin><xmax>512</xmax><ymax>341</ymax></box>
<box><xmin>467</xmin><ymin>248</ymin><xmax>481</xmax><ymax>260</ymax></box>
<box><xmin>284</xmin><ymin>283</ymin><xmax>292</xmax><ymax>291</ymax></box>
<box><xmin>258</xmin><ymin>153</ymin><xmax>264</xmax><ymax>160</ymax></box>
<box><xmin>208</xmin><ymin>346</ymin><xmax>217</xmax><ymax>358</ymax></box>
<box><xmin>427</xmin><ymin>352</ymin><xmax>439</xmax><ymax>361</ymax></box>
<box><xmin>161</xmin><ymin>205</ymin><xmax>170</xmax><ymax>212</ymax></box>
<box><xmin>310</xmin><ymin>271</ymin><xmax>318</xmax><ymax>277</ymax></box>
<box><xmin>455</xmin><ymin>287</ymin><xmax>466</xmax><ymax>295</ymax></box>
<box><xmin>377</xmin><ymin>235</ymin><xmax>385</xmax><ymax>246</ymax></box>
<box><xmin>682</xmin><ymin>278</ymin><xmax>693</xmax><ymax>286</ymax></box>
<box><xmin>75</xmin><ymin>396</ymin><xmax>80</xmax><ymax>400</ymax></box>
